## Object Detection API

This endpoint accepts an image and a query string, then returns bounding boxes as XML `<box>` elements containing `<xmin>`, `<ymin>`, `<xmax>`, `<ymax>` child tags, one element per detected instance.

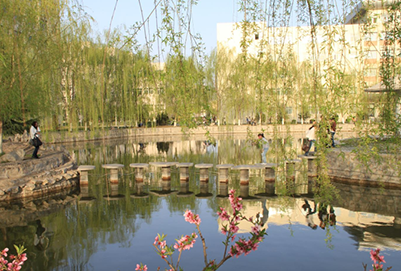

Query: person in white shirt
<box><xmin>305</xmin><ymin>121</ymin><xmax>316</xmax><ymax>156</ymax></box>
<box><xmin>30</xmin><ymin>121</ymin><xmax>41</xmax><ymax>159</ymax></box>
<box><xmin>258</xmin><ymin>133</ymin><xmax>269</xmax><ymax>163</ymax></box>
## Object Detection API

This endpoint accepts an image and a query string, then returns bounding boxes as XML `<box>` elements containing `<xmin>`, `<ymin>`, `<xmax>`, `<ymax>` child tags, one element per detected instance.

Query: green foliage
<box><xmin>156</xmin><ymin>112</ymin><xmax>170</xmax><ymax>126</ymax></box>
<box><xmin>2</xmin><ymin>119</ymin><xmax>30</xmax><ymax>136</ymax></box>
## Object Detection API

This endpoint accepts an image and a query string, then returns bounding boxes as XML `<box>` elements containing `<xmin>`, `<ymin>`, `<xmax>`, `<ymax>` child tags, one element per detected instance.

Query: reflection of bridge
<box><xmin>223</xmin><ymin>196</ymin><xmax>401</xmax><ymax>251</ymax></box>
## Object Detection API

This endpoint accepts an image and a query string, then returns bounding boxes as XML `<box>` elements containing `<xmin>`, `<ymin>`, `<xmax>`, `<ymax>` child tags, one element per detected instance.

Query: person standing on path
<box><xmin>258</xmin><ymin>133</ymin><xmax>269</xmax><ymax>164</ymax></box>
<box><xmin>305</xmin><ymin>121</ymin><xmax>316</xmax><ymax>156</ymax></box>
<box><xmin>330</xmin><ymin>117</ymin><xmax>336</xmax><ymax>147</ymax></box>
<box><xmin>30</xmin><ymin>121</ymin><xmax>41</xmax><ymax>159</ymax></box>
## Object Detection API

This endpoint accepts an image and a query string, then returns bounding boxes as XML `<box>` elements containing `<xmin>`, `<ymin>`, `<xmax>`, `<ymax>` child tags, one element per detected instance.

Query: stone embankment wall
<box><xmin>333</xmin><ymin>182</ymin><xmax>401</xmax><ymax>217</ymax></box>
<box><xmin>0</xmin><ymin>148</ymin><xmax>79</xmax><ymax>201</ymax></box>
<box><xmin>327</xmin><ymin>149</ymin><xmax>401</xmax><ymax>188</ymax></box>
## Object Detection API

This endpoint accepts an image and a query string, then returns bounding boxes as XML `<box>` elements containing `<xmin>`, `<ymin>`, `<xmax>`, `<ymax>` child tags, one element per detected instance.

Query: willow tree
<box><xmin>160</xmin><ymin>55</ymin><xmax>208</xmax><ymax>126</ymax></box>
<box><xmin>0</xmin><ymin>0</ymin><xmax>65</xmax><ymax>152</ymax></box>
<box><xmin>151</xmin><ymin>0</ymin><xmax>210</xmax><ymax>127</ymax></box>
<box><xmin>377</xmin><ymin>1</ymin><xmax>401</xmax><ymax>136</ymax></box>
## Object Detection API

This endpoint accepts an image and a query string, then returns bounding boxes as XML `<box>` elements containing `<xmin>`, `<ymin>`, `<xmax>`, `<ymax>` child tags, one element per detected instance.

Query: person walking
<box><xmin>258</xmin><ymin>133</ymin><xmax>269</xmax><ymax>163</ymax></box>
<box><xmin>305</xmin><ymin>121</ymin><xmax>316</xmax><ymax>156</ymax></box>
<box><xmin>30</xmin><ymin>121</ymin><xmax>41</xmax><ymax>159</ymax></box>
<box><xmin>330</xmin><ymin>117</ymin><xmax>336</xmax><ymax>147</ymax></box>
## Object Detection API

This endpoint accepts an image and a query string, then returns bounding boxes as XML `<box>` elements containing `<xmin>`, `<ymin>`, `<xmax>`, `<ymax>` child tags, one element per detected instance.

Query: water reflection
<box><xmin>70</xmin><ymin>135</ymin><xmax>315</xmax><ymax>166</ymax></box>
<box><xmin>0</xmin><ymin>134</ymin><xmax>400</xmax><ymax>270</ymax></box>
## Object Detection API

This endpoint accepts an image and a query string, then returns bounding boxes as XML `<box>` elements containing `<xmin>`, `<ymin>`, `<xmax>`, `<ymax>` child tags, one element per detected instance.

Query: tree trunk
<box><xmin>0</xmin><ymin>120</ymin><xmax>3</xmax><ymax>154</ymax></box>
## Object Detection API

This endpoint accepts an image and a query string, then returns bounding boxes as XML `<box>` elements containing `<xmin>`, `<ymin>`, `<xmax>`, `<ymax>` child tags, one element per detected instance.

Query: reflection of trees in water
<box><xmin>20</xmin><ymin>136</ymin><xmax>400</xmax><ymax>268</ymax></box>
<box><xmin>0</xmin><ymin>191</ymin><xmax>78</xmax><ymax>271</ymax></box>
<box><xmin>157</xmin><ymin>141</ymin><xmax>170</xmax><ymax>153</ymax></box>
<box><xmin>2</xmin><ymin>169</ymin><xmax>401</xmax><ymax>269</ymax></box>
<box><xmin>218</xmin><ymin>139</ymin><xmax>260</xmax><ymax>165</ymax></box>
<box><xmin>69</xmin><ymin>135</ymin><xmax>309</xmax><ymax>167</ymax></box>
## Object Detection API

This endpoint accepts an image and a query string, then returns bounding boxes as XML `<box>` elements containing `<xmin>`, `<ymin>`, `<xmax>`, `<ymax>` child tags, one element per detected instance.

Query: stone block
<box><xmin>24</xmin><ymin>183</ymin><xmax>36</xmax><ymax>191</ymax></box>
<box><xmin>0</xmin><ymin>149</ymin><xmax>25</xmax><ymax>162</ymax></box>
<box><xmin>7</xmin><ymin>186</ymin><xmax>20</xmax><ymax>194</ymax></box>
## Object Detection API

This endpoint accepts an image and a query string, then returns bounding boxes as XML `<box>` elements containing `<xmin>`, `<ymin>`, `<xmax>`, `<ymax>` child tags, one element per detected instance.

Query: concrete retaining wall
<box><xmin>327</xmin><ymin>149</ymin><xmax>401</xmax><ymax>187</ymax></box>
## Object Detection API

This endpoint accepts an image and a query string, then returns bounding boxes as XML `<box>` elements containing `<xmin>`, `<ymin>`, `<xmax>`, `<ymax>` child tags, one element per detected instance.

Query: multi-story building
<box><xmin>216</xmin><ymin>0</ymin><xmax>400</xmax><ymax>124</ymax></box>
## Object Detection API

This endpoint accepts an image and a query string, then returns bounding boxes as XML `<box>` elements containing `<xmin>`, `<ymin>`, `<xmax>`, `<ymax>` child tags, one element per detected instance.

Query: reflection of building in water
<box><xmin>221</xmin><ymin>197</ymin><xmax>401</xmax><ymax>250</ymax></box>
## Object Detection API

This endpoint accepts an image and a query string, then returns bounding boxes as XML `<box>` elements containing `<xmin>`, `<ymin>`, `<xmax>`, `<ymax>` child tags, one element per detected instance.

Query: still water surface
<box><xmin>1</xmin><ymin>136</ymin><xmax>400</xmax><ymax>271</ymax></box>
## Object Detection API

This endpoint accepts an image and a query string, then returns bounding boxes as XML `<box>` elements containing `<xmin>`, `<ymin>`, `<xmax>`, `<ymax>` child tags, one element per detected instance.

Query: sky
<box><xmin>80</xmin><ymin>0</ymin><xmax>243</xmax><ymax>55</ymax></box>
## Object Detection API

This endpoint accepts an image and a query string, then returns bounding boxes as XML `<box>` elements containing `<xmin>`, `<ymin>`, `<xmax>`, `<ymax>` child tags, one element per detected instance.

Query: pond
<box><xmin>0</xmin><ymin>135</ymin><xmax>400</xmax><ymax>271</ymax></box>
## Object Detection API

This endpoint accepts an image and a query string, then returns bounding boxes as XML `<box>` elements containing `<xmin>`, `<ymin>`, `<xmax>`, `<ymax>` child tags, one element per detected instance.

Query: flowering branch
<box><xmin>0</xmin><ymin>245</ymin><xmax>28</xmax><ymax>271</ymax></box>
<box><xmin>363</xmin><ymin>248</ymin><xmax>392</xmax><ymax>271</ymax></box>
<box><xmin>136</xmin><ymin>189</ymin><xmax>266</xmax><ymax>271</ymax></box>
<box><xmin>212</xmin><ymin>189</ymin><xmax>266</xmax><ymax>270</ymax></box>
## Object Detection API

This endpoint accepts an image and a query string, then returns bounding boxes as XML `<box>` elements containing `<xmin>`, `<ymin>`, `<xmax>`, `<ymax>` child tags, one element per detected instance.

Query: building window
<box><xmin>364</xmin><ymin>69</ymin><xmax>377</xmax><ymax>77</ymax></box>
<box><xmin>286</xmin><ymin>107</ymin><xmax>293</xmax><ymax>115</ymax></box>
<box><xmin>381</xmin><ymin>49</ymin><xmax>394</xmax><ymax>58</ymax></box>
<box><xmin>380</xmin><ymin>32</ymin><xmax>392</xmax><ymax>40</ymax></box>
<box><xmin>367</xmin><ymin>51</ymin><xmax>377</xmax><ymax>59</ymax></box>
<box><xmin>364</xmin><ymin>32</ymin><xmax>376</xmax><ymax>41</ymax></box>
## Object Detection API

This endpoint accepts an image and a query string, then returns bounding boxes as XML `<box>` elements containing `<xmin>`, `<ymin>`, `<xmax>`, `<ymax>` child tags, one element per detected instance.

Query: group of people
<box><xmin>246</xmin><ymin>116</ymin><xmax>257</xmax><ymax>126</ymax></box>
<box><xmin>255</xmin><ymin>116</ymin><xmax>337</xmax><ymax>162</ymax></box>
<box><xmin>304</xmin><ymin>117</ymin><xmax>337</xmax><ymax>156</ymax></box>
<box><xmin>302</xmin><ymin>199</ymin><xmax>336</xmax><ymax>230</ymax></box>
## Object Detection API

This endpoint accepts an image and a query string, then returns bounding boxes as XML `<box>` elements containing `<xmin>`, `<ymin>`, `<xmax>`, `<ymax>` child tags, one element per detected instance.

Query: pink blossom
<box><xmin>184</xmin><ymin>210</ymin><xmax>201</xmax><ymax>225</ymax></box>
<box><xmin>135</xmin><ymin>264</ymin><xmax>148</xmax><ymax>271</ymax></box>
<box><xmin>217</xmin><ymin>207</ymin><xmax>230</xmax><ymax>221</ymax></box>
<box><xmin>1</xmin><ymin>248</ymin><xmax>8</xmax><ymax>257</ymax></box>
<box><xmin>229</xmin><ymin>222</ymin><xmax>239</xmax><ymax>234</ymax></box>
<box><xmin>160</xmin><ymin>241</ymin><xmax>166</xmax><ymax>248</ymax></box>
<box><xmin>221</xmin><ymin>227</ymin><xmax>227</xmax><ymax>235</ymax></box>
<box><xmin>228</xmin><ymin>192</ymin><xmax>243</xmax><ymax>212</ymax></box>
<box><xmin>153</xmin><ymin>236</ymin><xmax>159</xmax><ymax>245</ymax></box>
<box><xmin>0</xmin><ymin>247</ymin><xmax>27</xmax><ymax>271</ymax></box>
<box><xmin>370</xmin><ymin>248</ymin><xmax>386</xmax><ymax>264</ymax></box>
<box><xmin>251</xmin><ymin>225</ymin><xmax>261</xmax><ymax>235</ymax></box>
<box><xmin>370</xmin><ymin>248</ymin><xmax>379</xmax><ymax>263</ymax></box>
<box><xmin>174</xmin><ymin>232</ymin><xmax>198</xmax><ymax>252</ymax></box>
<box><xmin>229</xmin><ymin>238</ymin><xmax>261</xmax><ymax>258</ymax></box>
